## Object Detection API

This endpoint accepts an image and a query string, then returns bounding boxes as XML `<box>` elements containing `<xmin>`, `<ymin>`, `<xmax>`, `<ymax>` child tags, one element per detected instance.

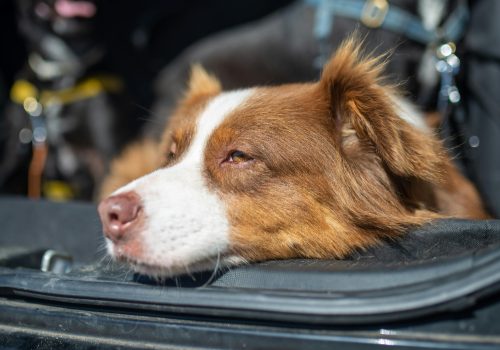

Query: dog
<box><xmin>99</xmin><ymin>37</ymin><xmax>489</xmax><ymax>278</ymax></box>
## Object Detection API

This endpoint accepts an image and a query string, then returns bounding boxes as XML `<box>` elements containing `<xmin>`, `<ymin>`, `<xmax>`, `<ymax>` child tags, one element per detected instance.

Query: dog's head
<box><xmin>99</xmin><ymin>37</ymin><xmax>447</xmax><ymax>277</ymax></box>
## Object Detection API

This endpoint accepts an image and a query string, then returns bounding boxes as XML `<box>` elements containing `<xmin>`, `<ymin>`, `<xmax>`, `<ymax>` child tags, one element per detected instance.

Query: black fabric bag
<box><xmin>447</xmin><ymin>0</ymin><xmax>500</xmax><ymax>217</ymax></box>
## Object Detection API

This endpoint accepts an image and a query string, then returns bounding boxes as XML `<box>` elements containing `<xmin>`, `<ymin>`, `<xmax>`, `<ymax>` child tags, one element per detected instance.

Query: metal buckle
<box><xmin>361</xmin><ymin>0</ymin><xmax>389</xmax><ymax>28</ymax></box>
<box><xmin>41</xmin><ymin>250</ymin><xmax>73</xmax><ymax>274</ymax></box>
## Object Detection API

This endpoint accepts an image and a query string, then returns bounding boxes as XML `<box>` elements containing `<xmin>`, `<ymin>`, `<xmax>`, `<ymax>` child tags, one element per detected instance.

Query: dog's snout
<box><xmin>98</xmin><ymin>191</ymin><xmax>142</xmax><ymax>242</ymax></box>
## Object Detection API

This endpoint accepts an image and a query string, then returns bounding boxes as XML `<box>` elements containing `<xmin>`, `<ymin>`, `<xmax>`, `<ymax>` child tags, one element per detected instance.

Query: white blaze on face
<box><xmin>110</xmin><ymin>89</ymin><xmax>254</xmax><ymax>276</ymax></box>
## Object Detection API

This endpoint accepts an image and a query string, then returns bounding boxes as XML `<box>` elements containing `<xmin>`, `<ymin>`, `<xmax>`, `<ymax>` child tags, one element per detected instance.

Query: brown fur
<box><xmin>102</xmin><ymin>36</ymin><xmax>489</xmax><ymax>262</ymax></box>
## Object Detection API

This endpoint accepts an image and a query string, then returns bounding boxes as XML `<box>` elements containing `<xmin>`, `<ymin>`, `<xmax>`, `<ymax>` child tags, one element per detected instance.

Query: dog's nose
<box><xmin>98</xmin><ymin>192</ymin><xmax>142</xmax><ymax>242</ymax></box>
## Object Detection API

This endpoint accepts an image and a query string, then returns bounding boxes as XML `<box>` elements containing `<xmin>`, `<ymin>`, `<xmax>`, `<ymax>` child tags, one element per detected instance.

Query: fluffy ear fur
<box><xmin>184</xmin><ymin>64</ymin><xmax>222</xmax><ymax>100</ymax></box>
<box><xmin>319</xmin><ymin>36</ymin><xmax>447</xmax><ymax>186</ymax></box>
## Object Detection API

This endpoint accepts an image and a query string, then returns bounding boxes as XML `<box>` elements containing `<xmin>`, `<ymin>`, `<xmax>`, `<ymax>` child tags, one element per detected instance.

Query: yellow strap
<box><xmin>43</xmin><ymin>180</ymin><xmax>75</xmax><ymax>201</ymax></box>
<box><xmin>10</xmin><ymin>75</ymin><xmax>123</xmax><ymax>107</ymax></box>
<box><xmin>10</xmin><ymin>80</ymin><xmax>39</xmax><ymax>105</ymax></box>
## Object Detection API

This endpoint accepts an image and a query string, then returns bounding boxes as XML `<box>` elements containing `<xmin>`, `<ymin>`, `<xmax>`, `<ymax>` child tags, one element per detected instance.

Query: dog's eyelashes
<box><xmin>167</xmin><ymin>151</ymin><xmax>175</xmax><ymax>161</ymax></box>
<box><xmin>166</xmin><ymin>142</ymin><xmax>177</xmax><ymax>162</ymax></box>
<box><xmin>227</xmin><ymin>150</ymin><xmax>253</xmax><ymax>164</ymax></box>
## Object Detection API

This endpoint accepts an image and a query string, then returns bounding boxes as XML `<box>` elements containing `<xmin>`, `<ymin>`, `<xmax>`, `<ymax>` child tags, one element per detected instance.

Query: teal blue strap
<box><xmin>305</xmin><ymin>0</ymin><xmax>469</xmax><ymax>45</ymax></box>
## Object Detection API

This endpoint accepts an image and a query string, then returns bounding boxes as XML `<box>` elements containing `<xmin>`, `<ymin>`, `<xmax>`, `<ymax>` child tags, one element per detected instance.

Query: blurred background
<box><xmin>0</xmin><ymin>0</ymin><xmax>292</xmax><ymax>200</ymax></box>
<box><xmin>0</xmin><ymin>0</ymin><xmax>498</xmax><ymax>217</ymax></box>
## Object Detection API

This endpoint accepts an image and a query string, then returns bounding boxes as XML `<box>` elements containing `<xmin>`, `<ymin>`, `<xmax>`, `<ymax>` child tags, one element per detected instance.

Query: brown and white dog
<box><xmin>98</xmin><ymin>37</ymin><xmax>489</xmax><ymax>278</ymax></box>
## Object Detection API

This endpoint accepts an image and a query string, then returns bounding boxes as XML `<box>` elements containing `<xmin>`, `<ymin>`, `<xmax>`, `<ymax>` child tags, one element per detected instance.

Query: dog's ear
<box><xmin>319</xmin><ymin>35</ymin><xmax>446</xmax><ymax>184</ymax></box>
<box><xmin>184</xmin><ymin>64</ymin><xmax>221</xmax><ymax>99</ymax></box>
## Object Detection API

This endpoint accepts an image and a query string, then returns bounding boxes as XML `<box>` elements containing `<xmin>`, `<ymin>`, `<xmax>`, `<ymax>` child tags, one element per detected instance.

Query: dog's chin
<box><xmin>126</xmin><ymin>258</ymin><xmax>219</xmax><ymax>279</ymax></box>
<box><xmin>110</xmin><ymin>252</ymin><xmax>247</xmax><ymax>280</ymax></box>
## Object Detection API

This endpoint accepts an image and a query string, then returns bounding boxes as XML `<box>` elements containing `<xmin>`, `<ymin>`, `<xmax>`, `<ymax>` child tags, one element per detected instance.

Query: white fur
<box><xmin>184</xmin><ymin>89</ymin><xmax>254</xmax><ymax>164</ymax></box>
<box><xmin>391</xmin><ymin>94</ymin><xmax>428</xmax><ymax>131</ymax></box>
<box><xmin>109</xmin><ymin>89</ymin><xmax>254</xmax><ymax>276</ymax></box>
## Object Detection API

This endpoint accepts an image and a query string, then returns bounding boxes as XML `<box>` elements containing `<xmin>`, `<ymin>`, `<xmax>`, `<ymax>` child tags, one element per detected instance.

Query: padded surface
<box><xmin>164</xmin><ymin>220</ymin><xmax>500</xmax><ymax>291</ymax></box>
<box><xmin>2</xmin><ymin>196</ymin><xmax>500</xmax><ymax>292</ymax></box>
<box><xmin>0</xmin><ymin>197</ymin><xmax>103</xmax><ymax>263</ymax></box>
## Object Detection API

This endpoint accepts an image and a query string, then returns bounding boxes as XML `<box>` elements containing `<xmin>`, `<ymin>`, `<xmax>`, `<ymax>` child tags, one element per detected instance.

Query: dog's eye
<box><xmin>227</xmin><ymin>150</ymin><xmax>253</xmax><ymax>164</ymax></box>
<box><xmin>167</xmin><ymin>142</ymin><xmax>177</xmax><ymax>161</ymax></box>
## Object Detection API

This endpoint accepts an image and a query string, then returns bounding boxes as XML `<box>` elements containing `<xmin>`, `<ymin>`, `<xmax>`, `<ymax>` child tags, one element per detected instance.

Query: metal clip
<box><xmin>41</xmin><ymin>250</ymin><xmax>73</xmax><ymax>274</ymax></box>
<box><xmin>361</xmin><ymin>0</ymin><xmax>389</xmax><ymax>28</ymax></box>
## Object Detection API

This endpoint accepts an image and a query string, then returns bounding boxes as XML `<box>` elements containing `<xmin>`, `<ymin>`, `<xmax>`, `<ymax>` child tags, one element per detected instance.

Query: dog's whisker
<box><xmin>182</xmin><ymin>262</ymin><xmax>196</xmax><ymax>281</ymax></box>
<box><xmin>96</xmin><ymin>253</ymin><xmax>109</xmax><ymax>266</ymax></box>
<box><xmin>200</xmin><ymin>251</ymin><xmax>221</xmax><ymax>288</ymax></box>
<box><xmin>122</xmin><ymin>266</ymin><xmax>131</xmax><ymax>282</ymax></box>
<box><xmin>131</xmin><ymin>102</ymin><xmax>156</xmax><ymax>116</ymax></box>
<box><xmin>137</xmin><ymin>116</ymin><xmax>165</xmax><ymax>126</ymax></box>
<box><xmin>130</xmin><ymin>103</ymin><xmax>166</xmax><ymax>127</ymax></box>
